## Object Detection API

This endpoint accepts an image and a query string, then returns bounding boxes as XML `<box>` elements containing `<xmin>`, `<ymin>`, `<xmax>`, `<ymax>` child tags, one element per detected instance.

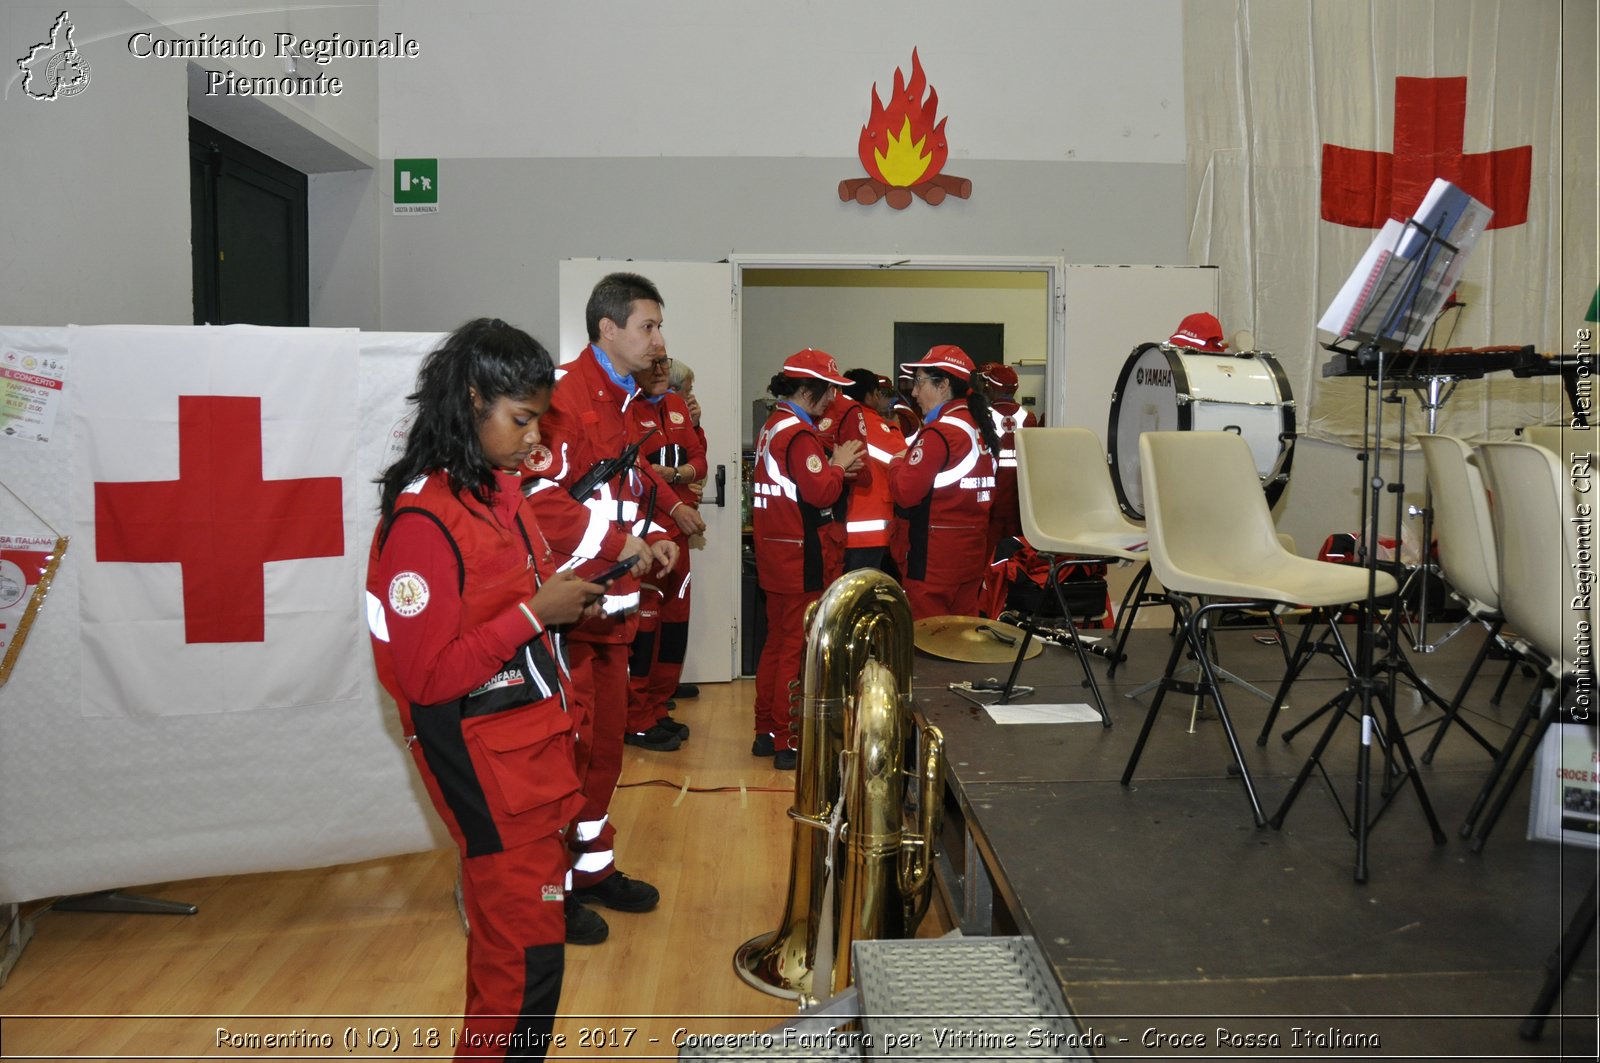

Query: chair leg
<box><xmin>1122</xmin><ymin>596</ymin><xmax>1264</xmax><ymax>827</ymax></box>
<box><xmin>1121</xmin><ymin>601</ymin><xmax>1191</xmax><ymax>785</ymax></box>
<box><xmin>1187</xmin><ymin>601</ymin><xmax>1266</xmax><ymax>827</ymax></box>
<box><xmin>1419</xmin><ymin>619</ymin><xmax>1503</xmax><ymax>764</ymax></box>
<box><xmin>1106</xmin><ymin>562</ymin><xmax>1152</xmax><ymax>679</ymax></box>
<box><xmin>1256</xmin><ymin>610</ymin><xmax>1325</xmax><ymax>746</ymax></box>
<box><xmin>1470</xmin><ymin>680</ymin><xmax>1562</xmax><ymax>853</ymax></box>
<box><xmin>997</xmin><ymin>600</ymin><xmax>1043</xmax><ymax>704</ymax></box>
<box><xmin>1460</xmin><ymin>677</ymin><xmax>1550</xmax><ymax>840</ymax></box>
<box><xmin>1490</xmin><ymin>651</ymin><xmax>1526</xmax><ymax>707</ymax></box>
<box><xmin>1521</xmin><ymin>874</ymin><xmax>1599</xmax><ymax>1041</ymax></box>
<box><xmin>1045</xmin><ymin>556</ymin><xmax>1111</xmax><ymax>727</ymax></box>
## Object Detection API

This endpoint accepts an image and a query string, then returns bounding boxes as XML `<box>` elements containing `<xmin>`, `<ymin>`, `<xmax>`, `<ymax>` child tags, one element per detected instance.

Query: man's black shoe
<box><xmin>565</xmin><ymin>895</ymin><xmax>609</xmax><ymax>945</ymax></box>
<box><xmin>623</xmin><ymin>724</ymin><xmax>682</xmax><ymax>751</ymax></box>
<box><xmin>657</xmin><ymin>715</ymin><xmax>690</xmax><ymax>739</ymax></box>
<box><xmin>773</xmin><ymin>748</ymin><xmax>798</xmax><ymax>771</ymax></box>
<box><xmin>673</xmin><ymin>683</ymin><xmax>701</xmax><ymax>700</ymax></box>
<box><xmin>751</xmin><ymin>733</ymin><xmax>775</xmax><ymax>757</ymax></box>
<box><xmin>573</xmin><ymin>871</ymin><xmax>659</xmax><ymax>913</ymax></box>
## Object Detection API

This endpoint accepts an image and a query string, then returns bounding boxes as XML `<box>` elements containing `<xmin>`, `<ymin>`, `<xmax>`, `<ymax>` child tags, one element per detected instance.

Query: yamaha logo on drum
<box><xmin>1135</xmin><ymin>367</ymin><xmax>1174</xmax><ymax>388</ymax></box>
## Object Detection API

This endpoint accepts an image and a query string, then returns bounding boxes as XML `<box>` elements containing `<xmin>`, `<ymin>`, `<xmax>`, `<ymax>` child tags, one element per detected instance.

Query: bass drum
<box><xmin>1108</xmin><ymin>343</ymin><xmax>1296</xmax><ymax>519</ymax></box>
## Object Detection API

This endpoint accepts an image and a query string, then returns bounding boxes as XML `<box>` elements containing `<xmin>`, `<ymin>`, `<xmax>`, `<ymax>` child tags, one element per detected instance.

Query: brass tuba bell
<box><xmin>734</xmin><ymin>569</ymin><xmax>945</xmax><ymax>1003</ymax></box>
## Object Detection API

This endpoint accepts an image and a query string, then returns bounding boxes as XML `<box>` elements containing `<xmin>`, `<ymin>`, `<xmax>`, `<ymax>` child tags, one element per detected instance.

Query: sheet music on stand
<box><xmin>1319</xmin><ymin>179</ymin><xmax>1493</xmax><ymax>352</ymax></box>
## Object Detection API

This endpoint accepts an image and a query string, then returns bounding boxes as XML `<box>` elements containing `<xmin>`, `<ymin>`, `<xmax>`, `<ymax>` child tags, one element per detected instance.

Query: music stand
<box><xmin>1272</xmin><ymin>180</ymin><xmax>1491</xmax><ymax>882</ymax></box>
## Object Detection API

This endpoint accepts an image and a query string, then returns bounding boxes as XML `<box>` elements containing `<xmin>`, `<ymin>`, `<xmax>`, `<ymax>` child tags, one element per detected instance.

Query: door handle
<box><xmin>713</xmin><ymin>464</ymin><xmax>727</xmax><ymax>507</ymax></box>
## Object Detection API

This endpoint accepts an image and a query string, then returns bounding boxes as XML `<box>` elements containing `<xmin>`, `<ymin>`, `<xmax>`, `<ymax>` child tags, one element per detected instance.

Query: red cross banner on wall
<box><xmin>95</xmin><ymin>395</ymin><xmax>343</xmax><ymax>644</ymax></box>
<box><xmin>71</xmin><ymin>325</ymin><xmax>362</xmax><ymax>717</ymax></box>
<box><xmin>1321</xmin><ymin>76</ymin><xmax>1532</xmax><ymax>230</ymax></box>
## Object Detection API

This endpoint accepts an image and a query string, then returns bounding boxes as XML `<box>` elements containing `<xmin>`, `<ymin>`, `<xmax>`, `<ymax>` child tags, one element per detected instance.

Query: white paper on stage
<box><xmin>984</xmin><ymin>703</ymin><xmax>1103</xmax><ymax>725</ymax></box>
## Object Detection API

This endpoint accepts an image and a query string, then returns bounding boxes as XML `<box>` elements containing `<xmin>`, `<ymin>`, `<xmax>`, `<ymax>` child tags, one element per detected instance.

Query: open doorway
<box><xmin>734</xmin><ymin>260</ymin><xmax>1057</xmax><ymax>450</ymax></box>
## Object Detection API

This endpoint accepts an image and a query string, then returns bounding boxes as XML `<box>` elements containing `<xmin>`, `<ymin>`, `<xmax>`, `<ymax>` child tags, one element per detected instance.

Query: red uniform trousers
<box><xmin>626</xmin><ymin>535</ymin><xmax>692</xmax><ymax>731</ymax></box>
<box><xmin>458</xmin><ymin>836</ymin><xmax>567</xmax><ymax>1060</ymax></box>
<box><xmin>754</xmin><ymin>588</ymin><xmax>820</xmax><ymax>751</ymax></box>
<box><xmin>904</xmin><ymin>576</ymin><xmax>984</xmax><ymax>621</ymax></box>
<box><xmin>566</xmin><ymin>640</ymin><xmax>626</xmax><ymax>888</ymax></box>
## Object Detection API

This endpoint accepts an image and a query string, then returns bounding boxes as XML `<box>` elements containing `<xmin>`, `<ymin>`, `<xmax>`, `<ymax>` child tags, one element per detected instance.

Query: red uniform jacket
<box><xmin>365</xmin><ymin>469</ymin><xmax>584</xmax><ymax>856</ymax></box>
<box><xmin>526</xmin><ymin>345</ymin><xmax>678</xmax><ymax>643</ymax></box>
<box><xmin>888</xmin><ymin>399</ymin><xmax>996</xmax><ymax>583</ymax></box>
<box><xmin>630</xmin><ymin>390</ymin><xmax>707</xmax><ymax>511</ymax></box>
<box><xmin>987</xmin><ymin>398</ymin><xmax>1038</xmax><ymax>540</ymax></box>
<box><xmin>752</xmin><ymin>403</ymin><xmax>847</xmax><ymax>594</ymax></box>
<box><xmin>844</xmin><ymin>406</ymin><xmax>904</xmax><ymax>549</ymax></box>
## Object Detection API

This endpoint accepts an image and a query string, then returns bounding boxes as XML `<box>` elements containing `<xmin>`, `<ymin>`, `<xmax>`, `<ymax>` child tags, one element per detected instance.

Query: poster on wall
<box><xmin>0</xmin><ymin>534</ymin><xmax>68</xmax><ymax>688</ymax></box>
<box><xmin>0</xmin><ymin>349</ymin><xmax>67</xmax><ymax>444</ymax></box>
<box><xmin>1529</xmin><ymin>721</ymin><xmax>1600</xmax><ymax>849</ymax></box>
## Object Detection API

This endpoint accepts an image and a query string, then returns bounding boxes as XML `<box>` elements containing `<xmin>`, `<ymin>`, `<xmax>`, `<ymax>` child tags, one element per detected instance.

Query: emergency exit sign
<box><xmin>394</xmin><ymin>158</ymin><xmax>438</xmax><ymax>214</ymax></box>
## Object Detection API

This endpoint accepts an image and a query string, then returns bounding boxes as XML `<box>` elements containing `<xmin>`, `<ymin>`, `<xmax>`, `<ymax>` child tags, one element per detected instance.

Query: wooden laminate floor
<box><xmin>0</xmin><ymin>680</ymin><xmax>854</xmax><ymax>1060</ymax></box>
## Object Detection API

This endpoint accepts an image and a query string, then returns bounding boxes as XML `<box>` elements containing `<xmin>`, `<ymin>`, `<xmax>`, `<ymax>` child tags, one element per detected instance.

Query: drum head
<box><xmin>1107</xmin><ymin>345</ymin><xmax>1298</xmax><ymax>518</ymax></box>
<box><xmin>1107</xmin><ymin>343</ymin><xmax>1189</xmax><ymax>520</ymax></box>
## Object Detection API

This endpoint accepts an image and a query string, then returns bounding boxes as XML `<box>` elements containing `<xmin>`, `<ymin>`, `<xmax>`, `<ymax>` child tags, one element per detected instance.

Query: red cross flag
<box><xmin>70</xmin><ymin>325</ymin><xmax>362</xmax><ymax>717</ymax></box>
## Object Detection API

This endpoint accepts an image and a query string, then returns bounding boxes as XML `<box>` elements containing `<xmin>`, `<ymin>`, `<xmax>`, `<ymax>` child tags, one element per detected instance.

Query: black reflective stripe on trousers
<box><xmin>508</xmin><ymin>942</ymin><xmax>563</xmax><ymax>1062</ymax></box>
<box><xmin>800</xmin><ymin>503</ymin><xmax>828</xmax><ymax>591</ymax></box>
<box><xmin>896</xmin><ymin>496</ymin><xmax>932</xmax><ymax>581</ymax></box>
<box><xmin>412</xmin><ymin>701</ymin><xmax>503</xmax><ymax>857</ymax></box>
<box><xmin>658</xmin><ymin>620</ymin><xmax>689</xmax><ymax>665</ymax></box>
<box><xmin>628</xmin><ymin>626</ymin><xmax>657</xmax><ymax>676</ymax></box>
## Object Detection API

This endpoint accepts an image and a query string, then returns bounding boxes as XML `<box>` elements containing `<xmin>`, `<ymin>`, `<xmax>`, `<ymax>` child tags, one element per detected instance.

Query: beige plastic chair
<box><xmin>1521</xmin><ymin>424</ymin><xmax>1565</xmax><ymax>455</ymax></box>
<box><xmin>1412</xmin><ymin>434</ymin><xmax>1514</xmax><ymax>761</ymax></box>
<box><xmin>996</xmin><ymin>427</ymin><xmax>1142</xmax><ymax>725</ymax></box>
<box><xmin>1121</xmin><ymin>431</ymin><xmax>1397</xmax><ymax>827</ymax></box>
<box><xmin>1015</xmin><ymin>427</ymin><xmax>1157</xmax><ymax>676</ymax></box>
<box><xmin>1461</xmin><ymin>441</ymin><xmax>1590</xmax><ymax>849</ymax></box>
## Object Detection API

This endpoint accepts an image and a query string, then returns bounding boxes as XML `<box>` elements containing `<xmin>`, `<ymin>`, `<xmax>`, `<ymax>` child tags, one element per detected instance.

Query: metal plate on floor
<box><xmin>854</xmin><ymin>937</ymin><xmax>1095</xmax><ymax>1057</ymax></box>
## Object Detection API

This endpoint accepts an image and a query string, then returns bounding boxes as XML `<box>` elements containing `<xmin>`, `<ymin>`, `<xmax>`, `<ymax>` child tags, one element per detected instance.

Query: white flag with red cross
<box><xmin>70</xmin><ymin>325</ymin><xmax>362</xmax><ymax>717</ymax></box>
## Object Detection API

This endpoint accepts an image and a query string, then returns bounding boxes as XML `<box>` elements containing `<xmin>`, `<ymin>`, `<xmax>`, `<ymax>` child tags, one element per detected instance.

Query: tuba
<box><xmin>734</xmin><ymin>569</ymin><xmax>945</xmax><ymax>1003</ymax></box>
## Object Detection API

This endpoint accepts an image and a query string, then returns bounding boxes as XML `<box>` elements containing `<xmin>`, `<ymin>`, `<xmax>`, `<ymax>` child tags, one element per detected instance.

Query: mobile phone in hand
<box><xmin>590</xmin><ymin>555</ymin><xmax>639</xmax><ymax>586</ymax></box>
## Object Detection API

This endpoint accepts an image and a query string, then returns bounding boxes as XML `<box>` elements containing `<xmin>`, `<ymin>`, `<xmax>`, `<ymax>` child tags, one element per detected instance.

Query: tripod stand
<box><xmin>1276</xmin><ymin>200</ymin><xmax>1485</xmax><ymax>881</ymax></box>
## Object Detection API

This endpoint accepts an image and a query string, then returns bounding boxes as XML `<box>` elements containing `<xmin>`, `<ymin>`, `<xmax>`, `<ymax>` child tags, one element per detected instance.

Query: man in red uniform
<box><xmin>888</xmin><ymin>346</ymin><xmax>1001</xmax><ymax>619</ymax></box>
<box><xmin>751</xmin><ymin>349</ymin><xmax>863</xmax><ymax>769</ymax></box>
<box><xmin>626</xmin><ymin>348</ymin><xmax>705</xmax><ymax>746</ymax></box>
<box><xmin>976</xmin><ymin>362</ymin><xmax>1038</xmax><ymax>560</ymax></box>
<box><xmin>525</xmin><ymin>272</ymin><xmax>705</xmax><ymax>943</ymax></box>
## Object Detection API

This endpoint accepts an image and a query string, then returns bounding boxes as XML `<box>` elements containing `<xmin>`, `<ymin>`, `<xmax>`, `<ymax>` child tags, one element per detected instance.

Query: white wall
<box><xmin>378</xmin><ymin>0</ymin><xmax>1184</xmax><ymax>163</ymax></box>
<box><xmin>0</xmin><ymin>0</ymin><xmax>193</xmax><ymax>326</ymax></box>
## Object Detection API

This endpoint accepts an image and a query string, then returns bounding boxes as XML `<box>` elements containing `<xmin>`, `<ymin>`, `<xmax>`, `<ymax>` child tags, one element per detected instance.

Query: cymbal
<box><xmin>913</xmin><ymin>615</ymin><xmax>1041</xmax><ymax>663</ymax></box>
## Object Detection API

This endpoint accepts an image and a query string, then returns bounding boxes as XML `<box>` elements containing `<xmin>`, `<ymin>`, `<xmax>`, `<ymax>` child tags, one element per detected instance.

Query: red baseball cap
<box><xmin>1169</xmin><ymin>312</ymin><xmax>1228</xmax><ymax>353</ymax></box>
<box><xmin>875</xmin><ymin>373</ymin><xmax>896</xmax><ymax>391</ymax></box>
<box><xmin>781</xmin><ymin>348</ymin><xmax>852</xmax><ymax>385</ymax></box>
<box><xmin>978</xmin><ymin>362</ymin><xmax>1018</xmax><ymax>391</ymax></box>
<box><xmin>903</xmin><ymin>344</ymin><xmax>975</xmax><ymax>382</ymax></box>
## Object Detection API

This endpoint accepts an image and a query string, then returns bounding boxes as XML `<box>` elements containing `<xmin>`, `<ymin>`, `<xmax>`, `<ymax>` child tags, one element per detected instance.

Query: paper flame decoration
<box><xmin>841</xmin><ymin>50</ymin><xmax>971</xmax><ymax>210</ymax></box>
<box><xmin>858</xmin><ymin>49</ymin><xmax>948</xmax><ymax>188</ymax></box>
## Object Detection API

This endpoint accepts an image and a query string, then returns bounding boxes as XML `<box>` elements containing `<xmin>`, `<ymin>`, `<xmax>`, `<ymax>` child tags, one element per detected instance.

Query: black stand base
<box><xmin>52</xmin><ymin>891</ymin><xmax>198</xmax><ymax>916</ymax></box>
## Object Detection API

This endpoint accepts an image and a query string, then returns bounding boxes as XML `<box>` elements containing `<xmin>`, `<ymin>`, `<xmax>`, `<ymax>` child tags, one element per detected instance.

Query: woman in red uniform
<box><xmin>751</xmin><ymin>349</ymin><xmax>863</xmax><ymax>770</ymax></box>
<box><xmin>888</xmin><ymin>345</ymin><xmax>1004</xmax><ymax>619</ymax></box>
<box><xmin>838</xmin><ymin>368</ymin><xmax>906</xmax><ymax>573</ymax></box>
<box><xmin>366</xmin><ymin>319</ymin><xmax>611</xmax><ymax>1060</ymax></box>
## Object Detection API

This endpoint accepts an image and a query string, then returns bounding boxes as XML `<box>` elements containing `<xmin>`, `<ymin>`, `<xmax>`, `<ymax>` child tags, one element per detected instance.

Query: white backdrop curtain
<box><xmin>1183</xmin><ymin>0</ymin><xmax>1594</xmax><ymax>448</ymax></box>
